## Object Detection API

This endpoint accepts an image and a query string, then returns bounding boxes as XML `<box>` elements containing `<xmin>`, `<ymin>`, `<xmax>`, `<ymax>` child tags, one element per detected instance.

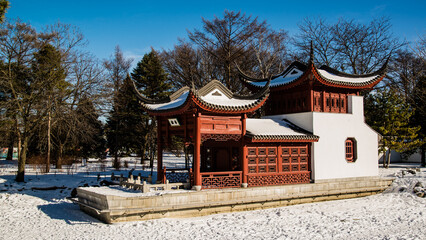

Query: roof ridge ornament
<box><xmin>233</xmin><ymin>76</ymin><xmax>270</xmax><ymax>100</ymax></box>
<box><xmin>130</xmin><ymin>76</ymin><xmax>171</xmax><ymax>104</ymax></box>
<box><xmin>235</xmin><ymin>62</ymin><xmax>282</xmax><ymax>82</ymax></box>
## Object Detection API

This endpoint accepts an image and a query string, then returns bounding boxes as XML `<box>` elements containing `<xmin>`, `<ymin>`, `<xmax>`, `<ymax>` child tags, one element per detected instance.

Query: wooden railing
<box><xmin>201</xmin><ymin>171</ymin><xmax>242</xmax><ymax>189</ymax></box>
<box><xmin>247</xmin><ymin>171</ymin><xmax>310</xmax><ymax>187</ymax></box>
<box><xmin>162</xmin><ymin>167</ymin><xmax>191</xmax><ymax>183</ymax></box>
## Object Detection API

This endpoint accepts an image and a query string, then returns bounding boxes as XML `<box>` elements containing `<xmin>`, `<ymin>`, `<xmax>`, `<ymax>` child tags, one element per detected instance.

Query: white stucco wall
<box><xmin>279</xmin><ymin>95</ymin><xmax>379</xmax><ymax>181</ymax></box>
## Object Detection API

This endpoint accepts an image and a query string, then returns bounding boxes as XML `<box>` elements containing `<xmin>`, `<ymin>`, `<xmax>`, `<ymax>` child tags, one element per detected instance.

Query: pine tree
<box><xmin>32</xmin><ymin>44</ymin><xmax>67</xmax><ymax>172</ymax></box>
<box><xmin>0</xmin><ymin>0</ymin><xmax>9</xmax><ymax>22</ymax></box>
<box><xmin>365</xmin><ymin>87</ymin><xmax>421</xmax><ymax>168</ymax></box>
<box><xmin>104</xmin><ymin>46</ymin><xmax>132</xmax><ymax>169</ymax></box>
<box><xmin>131</xmin><ymin>49</ymin><xmax>171</xmax><ymax>166</ymax></box>
<box><xmin>76</xmin><ymin>97</ymin><xmax>106</xmax><ymax>160</ymax></box>
<box><xmin>131</xmin><ymin>48</ymin><xmax>171</xmax><ymax>98</ymax></box>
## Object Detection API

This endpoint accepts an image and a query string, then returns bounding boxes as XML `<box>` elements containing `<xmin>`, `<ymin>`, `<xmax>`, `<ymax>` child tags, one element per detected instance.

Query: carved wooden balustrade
<box><xmin>247</xmin><ymin>171</ymin><xmax>310</xmax><ymax>187</ymax></box>
<box><xmin>201</xmin><ymin>171</ymin><xmax>242</xmax><ymax>189</ymax></box>
<box><xmin>163</xmin><ymin>167</ymin><xmax>191</xmax><ymax>183</ymax></box>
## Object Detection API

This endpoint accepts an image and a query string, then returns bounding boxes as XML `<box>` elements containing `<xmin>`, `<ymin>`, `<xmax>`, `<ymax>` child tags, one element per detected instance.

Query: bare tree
<box><xmin>0</xmin><ymin>20</ymin><xmax>40</xmax><ymax>181</ymax></box>
<box><xmin>161</xmin><ymin>40</ymin><xmax>217</xmax><ymax>89</ymax></box>
<box><xmin>294</xmin><ymin>17</ymin><xmax>404</xmax><ymax>74</ymax></box>
<box><xmin>249</xmin><ymin>29</ymin><xmax>290</xmax><ymax>78</ymax></box>
<box><xmin>103</xmin><ymin>45</ymin><xmax>133</xmax><ymax>97</ymax></box>
<box><xmin>294</xmin><ymin>17</ymin><xmax>337</xmax><ymax>67</ymax></box>
<box><xmin>187</xmin><ymin>10</ymin><xmax>268</xmax><ymax>91</ymax></box>
<box><xmin>164</xmin><ymin>10</ymin><xmax>289</xmax><ymax>92</ymax></box>
<box><xmin>50</xmin><ymin>52</ymin><xmax>105</xmax><ymax>169</ymax></box>
<box><xmin>0</xmin><ymin>19</ymin><xmax>104</xmax><ymax>180</ymax></box>
<box><xmin>103</xmin><ymin>45</ymin><xmax>133</xmax><ymax>169</ymax></box>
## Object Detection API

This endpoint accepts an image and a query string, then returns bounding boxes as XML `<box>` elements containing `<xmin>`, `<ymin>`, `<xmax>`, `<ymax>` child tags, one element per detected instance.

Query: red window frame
<box><xmin>345</xmin><ymin>138</ymin><xmax>357</xmax><ymax>162</ymax></box>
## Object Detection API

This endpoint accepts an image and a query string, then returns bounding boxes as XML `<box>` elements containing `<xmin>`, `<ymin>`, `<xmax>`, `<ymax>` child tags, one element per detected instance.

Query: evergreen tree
<box><xmin>365</xmin><ymin>87</ymin><xmax>421</xmax><ymax>168</ymax></box>
<box><xmin>131</xmin><ymin>48</ymin><xmax>171</xmax><ymax>98</ymax></box>
<box><xmin>32</xmin><ymin>43</ymin><xmax>67</xmax><ymax>172</ymax></box>
<box><xmin>0</xmin><ymin>0</ymin><xmax>9</xmax><ymax>22</ymax></box>
<box><xmin>76</xmin><ymin>97</ymin><xmax>106</xmax><ymax>159</ymax></box>
<box><xmin>131</xmin><ymin>49</ymin><xmax>171</xmax><ymax>166</ymax></box>
<box><xmin>104</xmin><ymin>46</ymin><xmax>132</xmax><ymax>169</ymax></box>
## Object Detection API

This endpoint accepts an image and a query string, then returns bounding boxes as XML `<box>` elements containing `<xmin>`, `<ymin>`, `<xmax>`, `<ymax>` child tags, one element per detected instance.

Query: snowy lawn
<box><xmin>0</xmin><ymin>157</ymin><xmax>425</xmax><ymax>240</ymax></box>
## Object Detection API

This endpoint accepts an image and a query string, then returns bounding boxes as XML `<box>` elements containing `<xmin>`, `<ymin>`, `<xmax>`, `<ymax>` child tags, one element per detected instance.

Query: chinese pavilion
<box><xmin>133</xmin><ymin>47</ymin><xmax>387</xmax><ymax>190</ymax></box>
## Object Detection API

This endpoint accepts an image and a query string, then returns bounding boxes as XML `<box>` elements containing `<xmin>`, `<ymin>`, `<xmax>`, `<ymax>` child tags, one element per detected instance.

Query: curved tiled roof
<box><xmin>238</xmin><ymin>61</ymin><xmax>308</xmax><ymax>89</ymax></box>
<box><xmin>133</xmin><ymin>79</ymin><xmax>270</xmax><ymax>115</ymax></box>
<box><xmin>245</xmin><ymin>118</ymin><xmax>319</xmax><ymax>142</ymax></box>
<box><xmin>238</xmin><ymin>48</ymin><xmax>388</xmax><ymax>90</ymax></box>
<box><xmin>313</xmin><ymin>61</ymin><xmax>387</xmax><ymax>88</ymax></box>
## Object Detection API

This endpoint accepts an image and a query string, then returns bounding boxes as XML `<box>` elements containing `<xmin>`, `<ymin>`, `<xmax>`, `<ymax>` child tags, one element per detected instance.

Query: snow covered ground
<box><xmin>0</xmin><ymin>156</ymin><xmax>425</xmax><ymax>240</ymax></box>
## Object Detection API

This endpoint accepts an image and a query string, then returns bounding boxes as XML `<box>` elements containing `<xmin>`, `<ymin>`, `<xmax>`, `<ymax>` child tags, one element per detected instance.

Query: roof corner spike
<box><xmin>309</xmin><ymin>40</ymin><xmax>314</xmax><ymax>64</ymax></box>
<box><xmin>233</xmin><ymin>75</ymin><xmax>270</xmax><ymax>100</ymax></box>
<box><xmin>191</xmin><ymin>80</ymin><xmax>196</xmax><ymax>91</ymax></box>
<box><xmin>131</xmin><ymin>78</ymin><xmax>171</xmax><ymax>104</ymax></box>
<box><xmin>376</xmin><ymin>54</ymin><xmax>391</xmax><ymax>75</ymax></box>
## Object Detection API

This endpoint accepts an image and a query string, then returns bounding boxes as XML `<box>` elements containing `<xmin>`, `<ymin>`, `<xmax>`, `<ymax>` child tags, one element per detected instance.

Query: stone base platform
<box><xmin>75</xmin><ymin>177</ymin><xmax>394</xmax><ymax>223</ymax></box>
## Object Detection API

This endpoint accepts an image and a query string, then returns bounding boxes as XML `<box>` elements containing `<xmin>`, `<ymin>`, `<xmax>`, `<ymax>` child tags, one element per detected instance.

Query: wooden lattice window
<box><xmin>281</xmin><ymin>145</ymin><xmax>309</xmax><ymax>172</ymax></box>
<box><xmin>345</xmin><ymin>138</ymin><xmax>357</xmax><ymax>162</ymax></box>
<box><xmin>247</xmin><ymin>146</ymin><xmax>278</xmax><ymax>173</ymax></box>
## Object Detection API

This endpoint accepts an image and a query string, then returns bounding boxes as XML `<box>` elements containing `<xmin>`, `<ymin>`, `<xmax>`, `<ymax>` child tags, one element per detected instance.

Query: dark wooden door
<box><xmin>215</xmin><ymin>148</ymin><xmax>229</xmax><ymax>171</ymax></box>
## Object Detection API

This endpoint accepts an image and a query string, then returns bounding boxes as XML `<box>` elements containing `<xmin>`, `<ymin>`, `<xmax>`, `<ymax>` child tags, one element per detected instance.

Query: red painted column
<box><xmin>277</xmin><ymin>144</ymin><xmax>283</xmax><ymax>173</ymax></box>
<box><xmin>193</xmin><ymin>112</ymin><xmax>202</xmax><ymax>190</ymax></box>
<box><xmin>241</xmin><ymin>114</ymin><xmax>248</xmax><ymax>187</ymax></box>
<box><xmin>157</xmin><ymin>117</ymin><xmax>163</xmax><ymax>183</ymax></box>
<box><xmin>242</xmin><ymin>145</ymin><xmax>248</xmax><ymax>186</ymax></box>
<box><xmin>322</xmin><ymin>91</ymin><xmax>327</xmax><ymax>112</ymax></box>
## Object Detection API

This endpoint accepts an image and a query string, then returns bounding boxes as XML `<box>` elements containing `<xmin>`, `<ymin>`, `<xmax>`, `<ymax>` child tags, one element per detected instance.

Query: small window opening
<box><xmin>345</xmin><ymin>138</ymin><xmax>357</xmax><ymax>162</ymax></box>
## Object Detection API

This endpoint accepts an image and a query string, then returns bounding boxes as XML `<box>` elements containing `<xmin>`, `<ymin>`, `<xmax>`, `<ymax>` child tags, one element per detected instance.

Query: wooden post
<box><xmin>241</xmin><ymin>114</ymin><xmax>248</xmax><ymax>187</ymax></box>
<box><xmin>163</xmin><ymin>167</ymin><xmax>167</xmax><ymax>184</ymax></box>
<box><xmin>193</xmin><ymin>112</ymin><xmax>202</xmax><ymax>190</ymax></box>
<box><xmin>157</xmin><ymin>117</ymin><xmax>164</xmax><ymax>183</ymax></box>
<box><xmin>322</xmin><ymin>90</ymin><xmax>327</xmax><ymax>112</ymax></box>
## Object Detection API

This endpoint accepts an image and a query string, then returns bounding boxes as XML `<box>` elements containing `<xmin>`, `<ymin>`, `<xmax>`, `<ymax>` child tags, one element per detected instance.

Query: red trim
<box><xmin>141</xmin><ymin>92</ymin><xmax>194</xmax><ymax>116</ymax></box>
<box><xmin>248</xmin><ymin>63</ymin><xmax>385</xmax><ymax>92</ymax></box>
<box><xmin>144</xmin><ymin>92</ymin><xmax>268</xmax><ymax>116</ymax></box>
<box><xmin>311</xmin><ymin>64</ymin><xmax>385</xmax><ymax>89</ymax></box>
<box><xmin>246</xmin><ymin>138</ymin><xmax>318</xmax><ymax>143</ymax></box>
<box><xmin>191</xmin><ymin>94</ymin><xmax>268</xmax><ymax>114</ymax></box>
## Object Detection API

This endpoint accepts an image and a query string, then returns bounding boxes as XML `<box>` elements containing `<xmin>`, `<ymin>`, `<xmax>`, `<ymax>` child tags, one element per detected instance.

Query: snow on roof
<box><xmin>317</xmin><ymin>69</ymin><xmax>380</xmax><ymax>83</ymax></box>
<box><xmin>248</xmin><ymin>66</ymin><xmax>304</xmax><ymax>87</ymax></box>
<box><xmin>145</xmin><ymin>91</ymin><xmax>189</xmax><ymax>110</ymax></box>
<box><xmin>246</xmin><ymin>118</ymin><xmax>317</xmax><ymax>140</ymax></box>
<box><xmin>200</xmin><ymin>89</ymin><xmax>259</xmax><ymax>107</ymax></box>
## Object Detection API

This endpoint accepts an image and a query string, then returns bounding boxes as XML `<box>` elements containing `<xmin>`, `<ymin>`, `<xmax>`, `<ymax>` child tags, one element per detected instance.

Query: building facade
<box><xmin>133</xmin><ymin>49</ymin><xmax>387</xmax><ymax>190</ymax></box>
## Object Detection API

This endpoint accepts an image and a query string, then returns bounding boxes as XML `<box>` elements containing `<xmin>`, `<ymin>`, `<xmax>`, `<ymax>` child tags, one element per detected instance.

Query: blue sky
<box><xmin>6</xmin><ymin>0</ymin><xmax>425</xmax><ymax>65</ymax></box>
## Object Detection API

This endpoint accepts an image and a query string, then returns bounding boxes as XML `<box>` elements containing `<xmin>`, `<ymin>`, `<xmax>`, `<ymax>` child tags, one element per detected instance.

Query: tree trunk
<box><xmin>382</xmin><ymin>149</ymin><xmax>387</xmax><ymax>168</ymax></box>
<box><xmin>6</xmin><ymin>128</ymin><xmax>15</xmax><ymax>160</ymax></box>
<box><xmin>46</xmin><ymin>109</ymin><xmax>51</xmax><ymax>173</ymax></box>
<box><xmin>56</xmin><ymin>143</ymin><xmax>63</xmax><ymax>169</ymax></box>
<box><xmin>113</xmin><ymin>151</ymin><xmax>120</xmax><ymax>170</ymax></box>
<box><xmin>16</xmin><ymin>136</ymin><xmax>28</xmax><ymax>182</ymax></box>
<box><xmin>140</xmin><ymin>147</ymin><xmax>146</xmax><ymax>165</ymax></box>
<box><xmin>17</xmin><ymin>130</ymin><xmax>21</xmax><ymax>163</ymax></box>
<box><xmin>385</xmin><ymin>149</ymin><xmax>392</xmax><ymax>169</ymax></box>
<box><xmin>421</xmin><ymin>145</ymin><xmax>425</xmax><ymax>167</ymax></box>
